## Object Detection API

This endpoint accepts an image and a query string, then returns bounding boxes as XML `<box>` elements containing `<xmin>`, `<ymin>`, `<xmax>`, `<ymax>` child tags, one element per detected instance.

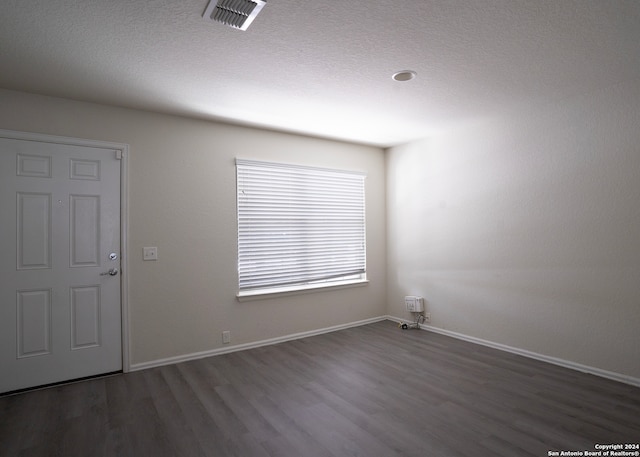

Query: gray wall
<box><xmin>386</xmin><ymin>79</ymin><xmax>640</xmax><ymax>380</ymax></box>
<box><xmin>0</xmin><ymin>89</ymin><xmax>387</xmax><ymax>367</ymax></box>
<box><xmin>3</xmin><ymin>80</ymin><xmax>639</xmax><ymax>383</ymax></box>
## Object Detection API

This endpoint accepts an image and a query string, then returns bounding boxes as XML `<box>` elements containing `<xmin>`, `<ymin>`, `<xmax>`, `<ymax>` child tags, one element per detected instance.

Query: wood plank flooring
<box><xmin>1</xmin><ymin>320</ymin><xmax>639</xmax><ymax>457</ymax></box>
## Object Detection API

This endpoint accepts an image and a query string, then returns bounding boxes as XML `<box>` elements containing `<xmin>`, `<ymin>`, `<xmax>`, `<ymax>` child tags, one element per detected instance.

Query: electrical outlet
<box><xmin>222</xmin><ymin>330</ymin><xmax>231</xmax><ymax>344</ymax></box>
<box><xmin>424</xmin><ymin>313</ymin><xmax>431</xmax><ymax>324</ymax></box>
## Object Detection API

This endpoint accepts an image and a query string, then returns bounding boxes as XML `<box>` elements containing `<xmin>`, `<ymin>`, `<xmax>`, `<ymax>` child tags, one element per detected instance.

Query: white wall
<box><xmin>387</xmin><ymin>79</ymin><xmax>640</xmax><ymax>380</ymax></box>
<box><xmin>0</xmin><ymin>89</ymin><xmax>387</xmax><ymax>366</ymax></box>
<box><xmin>4</xmin><ymin>80</ymin><xmax>639</xmax><ymax>382</ymax></box>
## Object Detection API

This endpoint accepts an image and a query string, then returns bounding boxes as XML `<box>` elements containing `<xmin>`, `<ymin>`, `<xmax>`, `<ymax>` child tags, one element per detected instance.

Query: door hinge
<box><xmin>115</xmin><ymin>150</ymin><xmax>122</xmax><ymax>160</ymax></box>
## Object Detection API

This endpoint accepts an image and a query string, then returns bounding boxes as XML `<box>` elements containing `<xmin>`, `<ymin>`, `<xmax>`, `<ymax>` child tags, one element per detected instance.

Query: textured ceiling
<box><xmin>1</xmin><ymin>0</ymin><xmax>639</xmax><ymax>146</ymax></box>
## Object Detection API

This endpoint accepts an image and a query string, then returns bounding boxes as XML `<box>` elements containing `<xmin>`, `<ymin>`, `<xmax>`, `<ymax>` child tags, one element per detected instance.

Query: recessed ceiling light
<box><xmin>392</xmin><ymin>70</ymin><xmax>417</xmax><ymax>82</ymax></box>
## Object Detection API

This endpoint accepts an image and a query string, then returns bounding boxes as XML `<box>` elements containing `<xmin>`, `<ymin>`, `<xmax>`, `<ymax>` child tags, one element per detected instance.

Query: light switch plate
<box><xmin>143</xmin><ymin>247</ymin><xmax>158</xmax><ymax>261</ymax></box>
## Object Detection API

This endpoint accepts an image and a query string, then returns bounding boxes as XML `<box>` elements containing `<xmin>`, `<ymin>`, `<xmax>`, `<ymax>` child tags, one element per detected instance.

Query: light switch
<box><xmin>143</xmin><ymin>247</ymin><xmax>158</xmax><ymax>261</ymax></box>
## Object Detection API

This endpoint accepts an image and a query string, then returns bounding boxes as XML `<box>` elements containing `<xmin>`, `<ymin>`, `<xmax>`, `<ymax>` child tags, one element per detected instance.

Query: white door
<box><xmin>0</xmin><ymin>136</ymin><xmax>122</xmax><ymax>393</ymax></box>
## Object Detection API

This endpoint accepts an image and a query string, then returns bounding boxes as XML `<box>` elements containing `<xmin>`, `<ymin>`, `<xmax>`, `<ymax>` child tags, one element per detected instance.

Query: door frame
<box><xmin>0</xmin><ymin>128</ymin><xmax>131</xmax><ymax>373</ymax></box>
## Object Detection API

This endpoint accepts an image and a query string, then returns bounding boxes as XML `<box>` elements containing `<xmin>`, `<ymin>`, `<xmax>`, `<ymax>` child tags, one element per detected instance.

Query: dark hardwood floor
<box><xmin>1</xmin><ymin>320</ymin><xmax>639</xmax><ymax>457</ymax></box>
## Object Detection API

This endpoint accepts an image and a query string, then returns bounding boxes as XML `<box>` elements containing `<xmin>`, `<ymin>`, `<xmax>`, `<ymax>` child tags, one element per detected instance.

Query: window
<box><xmin>236</xmin><ymin>159</ymin><xmax>366</xmax><ymax>297</ymax></box>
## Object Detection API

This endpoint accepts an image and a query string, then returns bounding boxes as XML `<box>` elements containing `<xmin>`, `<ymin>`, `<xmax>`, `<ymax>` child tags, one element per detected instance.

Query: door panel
<box><xmin>70</xmin><ymin>285</ymin><xmax>101</xmax><ymax>349</ymax></box>
<box><xmin>70</xmin><ymin>194</ymin><xmax>100</xmax><ymax>267</ymax></box>
<box><xmin>17</xmin><ymin>153</ymin><xmax>52</xmax><ymax>178</ymax></box>
<box><xmin>17</xmin><ymin>192</ymin><xmax>52</xmax><ymax>269</ymax></box>
<box><xmin>1</xmin><ymin>137</ymin><xmax>122</xmax><ymax>393</ymax></box>
<box><xmin>16</xmin><ymin>289</ymin><xmax>52</xmax><ymax>358</ymax></box>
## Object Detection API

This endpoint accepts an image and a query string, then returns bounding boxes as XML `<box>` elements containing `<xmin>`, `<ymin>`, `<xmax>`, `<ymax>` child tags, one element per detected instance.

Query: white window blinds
<box><xmin>236</xmin><ymin>159</ymin><xmax>366</xmax><ymax>292</ymax></box>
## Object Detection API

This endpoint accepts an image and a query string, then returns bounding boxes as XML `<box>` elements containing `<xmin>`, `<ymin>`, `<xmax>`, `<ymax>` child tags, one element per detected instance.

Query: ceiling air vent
<box><xmin>202</xmin><ymin>0</ymin><xmax>266</xmax><ymax>31</ymax></box>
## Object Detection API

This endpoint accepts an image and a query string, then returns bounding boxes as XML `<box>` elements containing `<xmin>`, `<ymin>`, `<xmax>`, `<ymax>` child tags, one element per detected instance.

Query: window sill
<box><xmin>237</xmin><ymin>278</ymin><xmax>369</xmax><ymax>302</ymax></box>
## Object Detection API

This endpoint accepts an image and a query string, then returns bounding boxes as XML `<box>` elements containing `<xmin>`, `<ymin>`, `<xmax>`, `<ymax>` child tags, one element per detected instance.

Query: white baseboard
<box><xmin>129</xmin><ymin>316</ymin><xmax>387</xmax><ymax>372</ymax></box>
<box><xmin>386</xmin><ymin>315</ymin><xmax>640</xmax><ymax>388</ymax></box>
<box><xmin>130</xmin><ymin>315</ymin><xmax>640</xmax><ymax>388</ymax></box>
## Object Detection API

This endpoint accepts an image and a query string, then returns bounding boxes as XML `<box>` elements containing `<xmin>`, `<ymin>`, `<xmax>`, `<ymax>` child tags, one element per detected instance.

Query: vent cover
<box><xmin>202</xmin><ymin>0</ymin><xmax>266</xmax><ymax>31</ymax></box>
